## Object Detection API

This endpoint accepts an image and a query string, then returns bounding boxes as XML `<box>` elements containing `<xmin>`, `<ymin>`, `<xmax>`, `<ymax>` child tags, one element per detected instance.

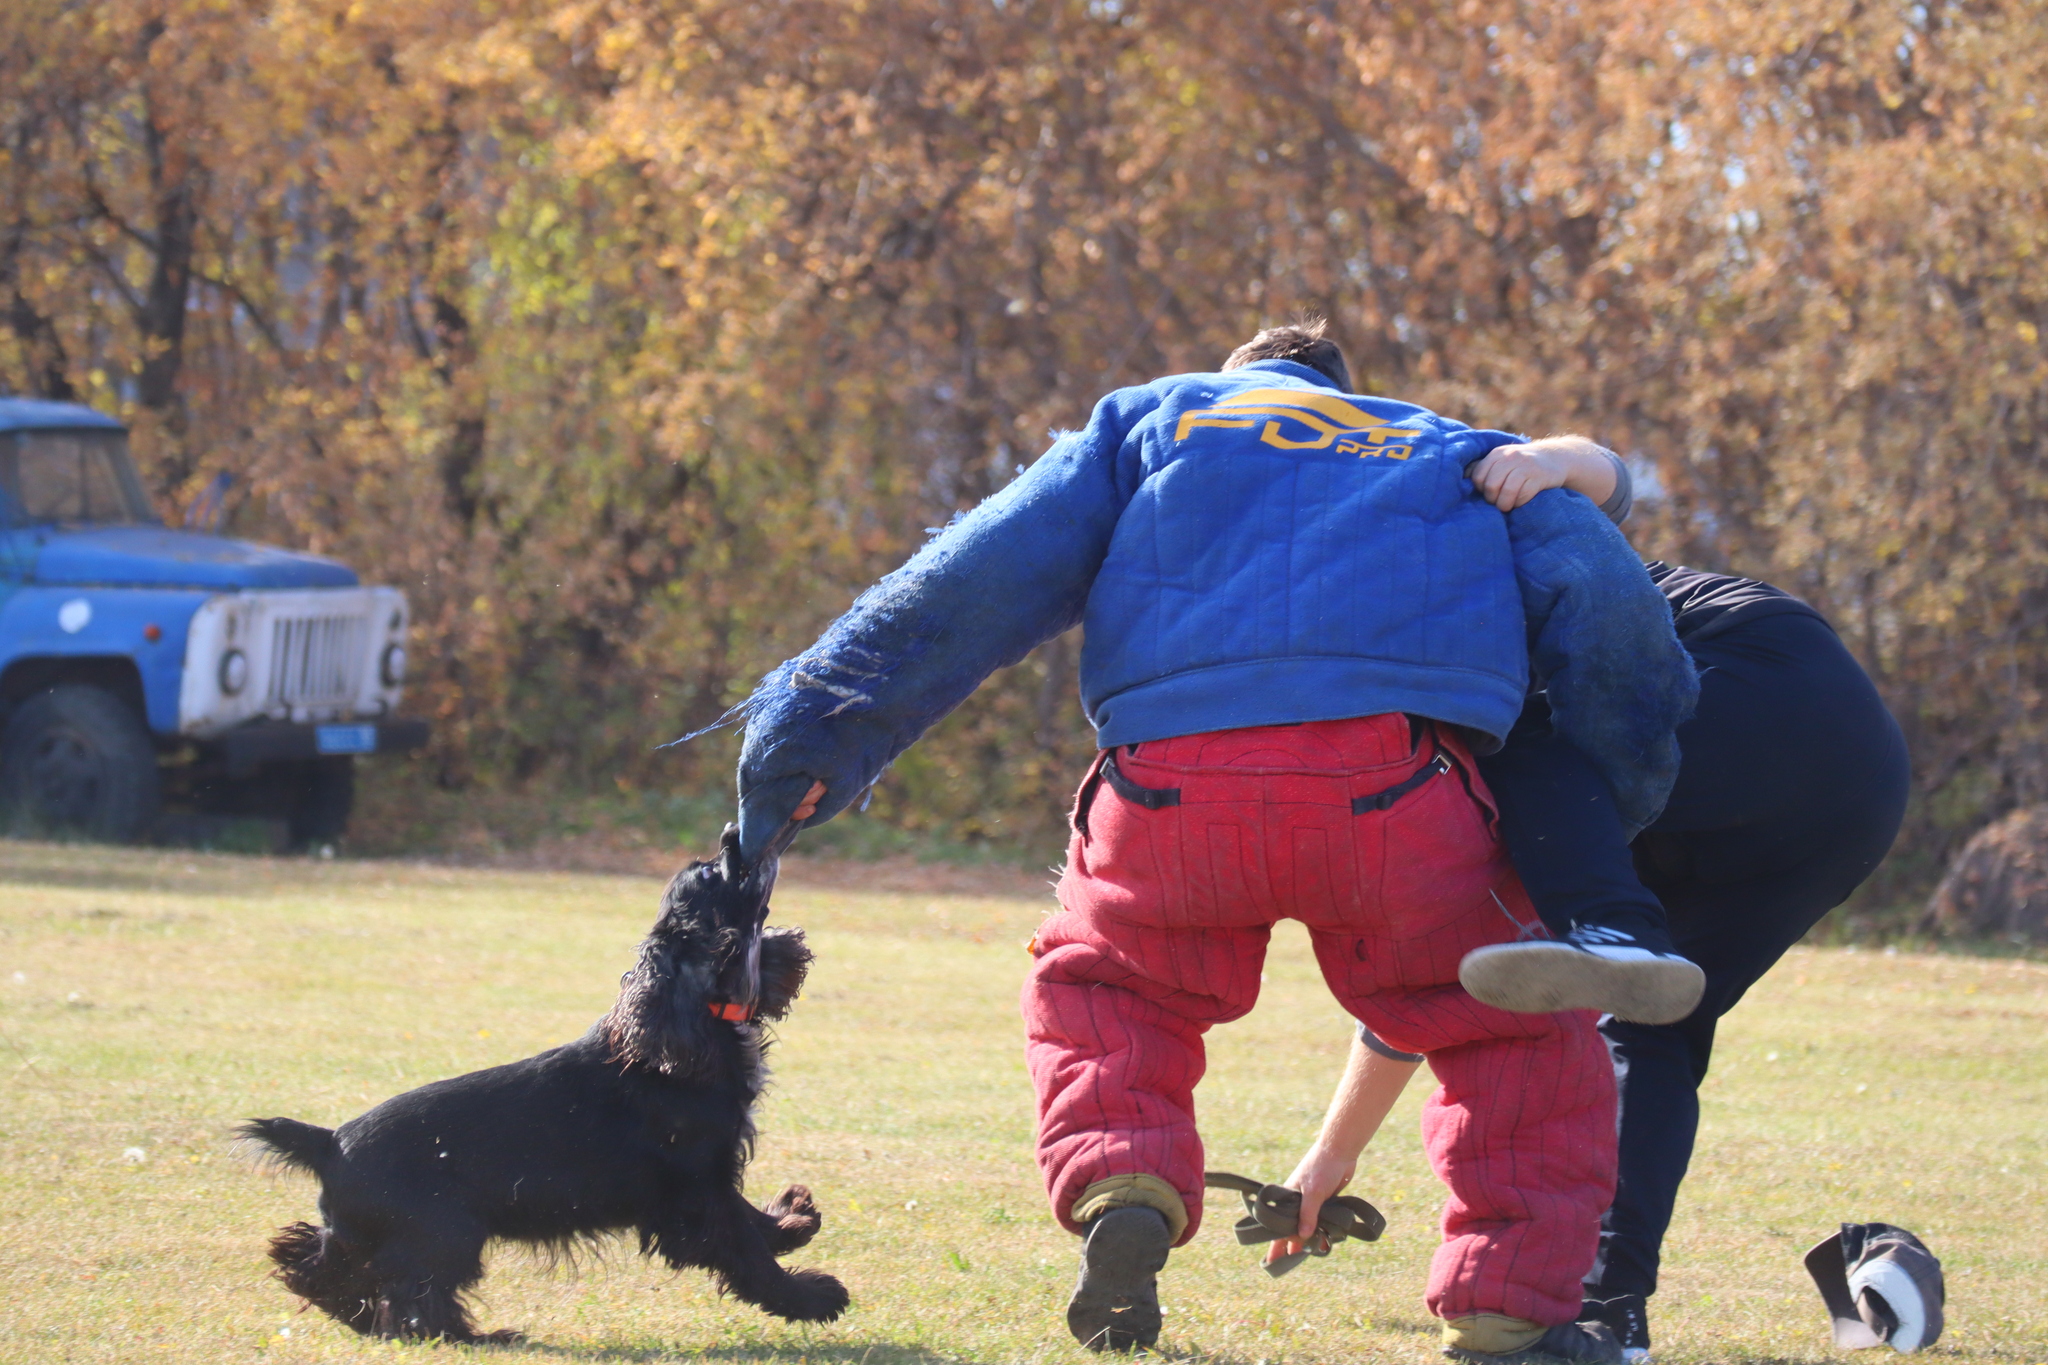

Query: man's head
<box><xmin>1222</xmin><ymin>317</ymin><xmax>1353</xmax><ymax>394</ymax></box>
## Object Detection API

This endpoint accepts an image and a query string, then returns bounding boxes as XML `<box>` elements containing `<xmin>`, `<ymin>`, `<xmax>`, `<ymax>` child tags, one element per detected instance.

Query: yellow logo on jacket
<box><xmin>1174</xmin><ymin>388</ymin><xmax>1426</xmax><ymax>459</ymax></box>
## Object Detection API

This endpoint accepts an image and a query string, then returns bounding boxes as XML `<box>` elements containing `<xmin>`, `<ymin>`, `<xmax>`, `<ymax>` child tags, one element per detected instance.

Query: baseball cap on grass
<box><xmin>1803</xmin><ymin>1222</ymin><xmax>1945</xmax><ymax>1352</ymax></box>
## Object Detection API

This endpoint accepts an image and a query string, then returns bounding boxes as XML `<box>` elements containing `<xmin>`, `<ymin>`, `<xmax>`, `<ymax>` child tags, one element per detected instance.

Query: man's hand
<box><xmin>1469</xmin><ymin>436</ymin><xmax>1618</xmax><ymax>512</ymax></box>
<box><xmin>1261</xmin><ymin>1144</ymin><xmax>1359</xmax><ymax>1267</ymax></box>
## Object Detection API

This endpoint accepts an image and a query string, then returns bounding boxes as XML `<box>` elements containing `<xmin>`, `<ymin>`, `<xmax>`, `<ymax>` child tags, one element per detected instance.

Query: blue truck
<box><xmin>0</xmin><ymin>397</ymin><xmax>428</xmax><ymax>846</ymax></box>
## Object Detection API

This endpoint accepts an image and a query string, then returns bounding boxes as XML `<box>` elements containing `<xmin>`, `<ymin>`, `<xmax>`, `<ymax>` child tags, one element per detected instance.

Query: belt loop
<box><xmin>1072</xmin><ymin>750</ymin><xmax>1111</xmax><ymax>840</ymax></box>
<box><xmin>1100</xmin><ymin>750</ymin><xmax>1183</xmax><ymax>810</ymax></box>
<box><xmin>1351</xmin><ymin>748</ymin><xmax>1451</xmax><ymax>816</ymax></box>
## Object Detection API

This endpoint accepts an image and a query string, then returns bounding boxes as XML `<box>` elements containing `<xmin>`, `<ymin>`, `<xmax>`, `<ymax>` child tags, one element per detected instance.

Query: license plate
<box><xmin>316</xmin><ymin>724</ymin><xmax>378</xmax><ymax>755</ymax></box>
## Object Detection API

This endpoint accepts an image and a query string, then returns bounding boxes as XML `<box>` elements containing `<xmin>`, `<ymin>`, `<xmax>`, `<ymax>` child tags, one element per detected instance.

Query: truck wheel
<box><xmin>284</xmin><ymin>756</ymin><xmax>354</xmax><ymax>849</ymax></box>
<box><xmin>0</xmin><ymin>685</ymin><xmax>162</xmax><ymax>842</ymax></box>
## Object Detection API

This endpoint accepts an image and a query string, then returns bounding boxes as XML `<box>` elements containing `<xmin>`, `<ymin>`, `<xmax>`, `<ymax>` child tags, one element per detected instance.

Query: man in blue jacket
<box><xmin>730</xmin><ymin>323</ymin><xmax>1698</xmax><ymax>1363</ymax></box>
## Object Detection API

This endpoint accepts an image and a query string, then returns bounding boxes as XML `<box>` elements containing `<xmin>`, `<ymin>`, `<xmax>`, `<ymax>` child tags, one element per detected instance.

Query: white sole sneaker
<box><xmin>1459</xmin><ymin>943</ymin><xmax>1706</xmax><ymax>1024</ymax></box>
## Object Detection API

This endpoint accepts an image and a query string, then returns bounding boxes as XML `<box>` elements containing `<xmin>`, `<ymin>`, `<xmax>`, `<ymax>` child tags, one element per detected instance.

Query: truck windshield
<box><xmin>0</xmin><ymin>428</ymin><xmax>158</xmax><ymax>526</ymax></box>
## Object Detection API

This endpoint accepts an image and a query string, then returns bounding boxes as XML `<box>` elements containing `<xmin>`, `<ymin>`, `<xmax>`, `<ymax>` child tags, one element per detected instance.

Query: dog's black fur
<box><xmin>240</xmin><ymin>828</ymin><xmax>844</xmax><ymax>1342</ymax></box>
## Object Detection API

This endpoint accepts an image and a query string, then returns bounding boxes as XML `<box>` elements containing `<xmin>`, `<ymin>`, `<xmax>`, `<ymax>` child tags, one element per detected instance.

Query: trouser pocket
<box><xmin>1073</xmin><ymin>745</ymin><xmax>1183</xmax><ymax>839</ymax></box>
<box><xmin>1351</xmin><ymin>748</ymin><xmax>1451</xmax><ymax>814</ymax></box>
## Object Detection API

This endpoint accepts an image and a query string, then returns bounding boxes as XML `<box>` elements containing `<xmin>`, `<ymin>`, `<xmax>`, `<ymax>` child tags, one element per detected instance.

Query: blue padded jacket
<box><xmin>1079</xmin><ymin>362</ymin><xmax>1527</xmax><ymax>745</ymax></box>
<box><xmin>732</xmin><ymin>360</ymin><xmax>1697</xmax><ymax>861</ymax></box>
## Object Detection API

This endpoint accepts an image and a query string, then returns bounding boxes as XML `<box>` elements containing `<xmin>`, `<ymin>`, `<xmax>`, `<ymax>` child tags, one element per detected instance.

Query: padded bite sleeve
<box><xmin>733</xmin><ymin>394</ymin><xmax>1148</xmax><ymax>862</ymax></box>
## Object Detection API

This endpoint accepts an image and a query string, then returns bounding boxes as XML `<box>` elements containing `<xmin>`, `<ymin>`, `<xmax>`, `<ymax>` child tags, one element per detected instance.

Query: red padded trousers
<box><xmin>1023</xmin><ymin>715</ymin><xmax>1616</xmax><ymax>1327</ymax></box>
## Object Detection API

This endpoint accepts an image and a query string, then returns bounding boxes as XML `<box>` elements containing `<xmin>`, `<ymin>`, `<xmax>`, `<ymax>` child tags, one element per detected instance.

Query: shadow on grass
<box><xmin>491</xmin><ymin>1336</ymin><xmax>1443</xmax><ymax>1365</ymax></box>
<box><xmin>483</xmin><ymin>1341</ymin><xmax>992</xmax><ymax>1365</ymax></box>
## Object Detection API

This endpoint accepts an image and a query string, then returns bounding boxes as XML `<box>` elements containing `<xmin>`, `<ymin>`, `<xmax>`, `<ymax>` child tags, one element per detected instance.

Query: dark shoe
<box><xmin>1067</xmin><ymin>1206</ymin><xmax>1171</xmax><ymax>1352</ymax></box>
<box><xmin>1580</xmin><ymin>1295</ymin><xmax>1650</xmax><ymax>1364</ymax></box>
<box><xmin>1444</xmin><ymin>1321</ymin><xmax>1625</xmax><ymax>1364</ymax></box>
<box><xmin>1460</xmin><ymin>928</ymin><xmax>1705</xmax><ymax>1024</ymax></box>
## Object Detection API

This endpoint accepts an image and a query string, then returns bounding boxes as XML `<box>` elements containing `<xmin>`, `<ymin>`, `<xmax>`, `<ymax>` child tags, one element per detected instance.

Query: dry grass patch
<box><xmin>1</xmin><ymin>838</ymin><xmax>2044</xmax><ymax>1365</ymax></box>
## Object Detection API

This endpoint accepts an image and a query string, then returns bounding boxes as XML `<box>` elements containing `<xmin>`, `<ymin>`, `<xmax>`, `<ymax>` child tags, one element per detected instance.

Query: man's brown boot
<box><xmin>1067</xmin><ymin>1207</ymin><xmax>1172</xmax><ymax>1352</ymax></box>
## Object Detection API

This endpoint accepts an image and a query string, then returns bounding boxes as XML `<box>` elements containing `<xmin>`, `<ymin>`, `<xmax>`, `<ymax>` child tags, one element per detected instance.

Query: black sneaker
<box><xmin>1067</xmin><ymin>1206</ymin><xmax>1172</xmax><ymax>1352</ymax></box>
<box><xmin>1459</xmin><ymin>928</ymin><xmax>1705</xmax><ymax>1024</ymax></box>
<box><xmin>1580</xmin><ymin>1295</ymin><xmax>1651</xmax><ymax>1364</ymax></box>
<box><xmin>1444</xmin><ymin>1321</ymin><xmax>1625</xmax><ymax>1364</ymax></box>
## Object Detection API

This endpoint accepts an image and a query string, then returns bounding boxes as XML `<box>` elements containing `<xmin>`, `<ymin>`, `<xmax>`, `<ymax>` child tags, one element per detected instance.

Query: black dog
<box><xmin>240</xmin><ymin>827</ymin><xmax>845</xmax><ymax>1342</ymax></box>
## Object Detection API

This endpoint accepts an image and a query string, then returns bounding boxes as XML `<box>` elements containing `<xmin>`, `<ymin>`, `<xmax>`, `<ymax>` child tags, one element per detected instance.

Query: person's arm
<box><xmin>1468</xmin><ymin>436</ymin><xmax>1629</xmax><ymax>519</ymax></box>
<box><xmin>1506</xmin><ymin>489</ymin><xmax>1698</xmax><ymax>834</ymax></box>
<box><xmin>1265</xmin><ymin>1033</ymin><xmax>1423</xmax><ymax>1264</ymax></box>
<box><xmin>730</xmin><ymin>387</ymin><xmax>1156</xmax><ymax>862</ymax></box>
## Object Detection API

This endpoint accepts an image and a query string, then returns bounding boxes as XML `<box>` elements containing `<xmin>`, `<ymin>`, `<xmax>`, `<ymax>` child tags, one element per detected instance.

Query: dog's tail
<box><xmin>238</xmin><ymin>1117</ymin><xmax>338</xmax><ymax>1175</ymax></box>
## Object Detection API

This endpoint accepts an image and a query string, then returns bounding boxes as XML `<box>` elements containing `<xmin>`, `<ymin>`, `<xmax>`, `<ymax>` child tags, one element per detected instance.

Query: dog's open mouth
<box><xmin>708</xmin><ymin>1000</ymin><xmax>755</xmax><ymax>1022</ymax></box>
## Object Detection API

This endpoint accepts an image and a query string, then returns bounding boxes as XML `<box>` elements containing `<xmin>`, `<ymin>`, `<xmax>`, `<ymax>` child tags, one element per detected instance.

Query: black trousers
<box><xmin>1478</xmin><ymin>612</ymin><xmax>1910</xmax><ymax>1300</ymax></box>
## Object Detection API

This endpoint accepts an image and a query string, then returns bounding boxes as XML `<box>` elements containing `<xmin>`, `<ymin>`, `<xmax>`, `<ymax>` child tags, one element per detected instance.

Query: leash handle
<box><xmin>1203</xmin><ymin>1171</ymin><xmax>1387</xmax><ymax>1277</ymax></box>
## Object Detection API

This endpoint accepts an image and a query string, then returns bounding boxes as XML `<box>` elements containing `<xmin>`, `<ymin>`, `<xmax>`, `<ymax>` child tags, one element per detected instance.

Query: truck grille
<box><xmin>266</xmin><ymin>614</ymin><xmax>369</xmax><ymax>708</ymax></box>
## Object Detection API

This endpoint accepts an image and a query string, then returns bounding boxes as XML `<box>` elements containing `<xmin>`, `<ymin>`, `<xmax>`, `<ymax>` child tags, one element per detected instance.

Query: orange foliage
<box><xmin>4</xmin><ymin>1</ymin><xmax>2045</xmax><ymax>876</ymax></box>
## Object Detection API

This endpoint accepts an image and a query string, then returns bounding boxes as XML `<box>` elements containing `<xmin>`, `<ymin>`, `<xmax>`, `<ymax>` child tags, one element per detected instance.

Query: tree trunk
<box><xmin>133</xmin><ymin>94</ymin><xmax>195</xmax><ymax>428</ymax></box>
<box><xmin>1</xmin><ymin>119</ymin><xmax>75</xmax><ymax>401</ymax></box>
<box><xmin>1</xmin><ymin>221</ymin><xmax>75</xmax><ymax>401</ymax></box>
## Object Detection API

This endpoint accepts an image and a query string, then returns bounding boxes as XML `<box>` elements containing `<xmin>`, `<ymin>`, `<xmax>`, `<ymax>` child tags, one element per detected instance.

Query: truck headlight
<box><xmin>219</xmin><ymin>649</ymin><xmax>249</xmax><ymax>696</ymax></box>
<box><xmin>380</xmin><ymin>643</ymin><xmax>407</xmax><ymax>687</ymax></box>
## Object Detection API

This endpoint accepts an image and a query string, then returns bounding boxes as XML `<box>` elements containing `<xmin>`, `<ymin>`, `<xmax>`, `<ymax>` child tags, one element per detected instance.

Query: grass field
<box><xmin>1</xmin><ymin>839</ymin><xmax>2044</xmax><ymax>1365</ymax></box>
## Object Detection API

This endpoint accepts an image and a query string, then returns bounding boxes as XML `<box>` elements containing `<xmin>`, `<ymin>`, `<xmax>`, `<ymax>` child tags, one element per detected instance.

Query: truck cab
<box><xmin>0</xmin><ymin>398</ymin><xmax>427</xmax><ymax>846</ymax></box>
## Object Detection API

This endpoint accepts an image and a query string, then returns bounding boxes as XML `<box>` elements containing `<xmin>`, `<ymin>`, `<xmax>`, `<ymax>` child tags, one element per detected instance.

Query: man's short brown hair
<box><xmin>1222</xmin><ymin>316</ymin><xmax>1353</xmax><ymax>393</ymax></box>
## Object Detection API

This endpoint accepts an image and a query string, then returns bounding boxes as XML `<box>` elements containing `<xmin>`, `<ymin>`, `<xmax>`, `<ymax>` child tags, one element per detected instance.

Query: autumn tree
<box><xmin>4</xmin><ymin>0</ymin><xmax>2043</xmax><ymax>889</ymax></box>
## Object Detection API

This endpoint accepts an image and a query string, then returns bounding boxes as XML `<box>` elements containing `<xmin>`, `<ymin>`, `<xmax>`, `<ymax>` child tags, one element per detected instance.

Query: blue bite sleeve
<box><xmin>731</xmin><ymin>397</ymin><xmax>1146</xmax><ymax>862</ymax></box>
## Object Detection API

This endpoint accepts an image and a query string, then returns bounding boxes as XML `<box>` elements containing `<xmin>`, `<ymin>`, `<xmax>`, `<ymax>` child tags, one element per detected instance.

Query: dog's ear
<box><xmin>601</xmin><ymin>908</ymin><xmax>721</xmax><ymax>1077</ymax></box>
<box><xmin>755</xmin><ymin>927</ymin><xmax>814</xmax><ymax>1021</ymax></box>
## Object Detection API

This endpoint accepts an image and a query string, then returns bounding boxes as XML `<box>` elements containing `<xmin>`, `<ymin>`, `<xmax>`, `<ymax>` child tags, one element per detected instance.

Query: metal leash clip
<box><xmin>1203</xmin><ymin>1171</ymin><xmax>1387</xmax><ymax>1278</ymax></box>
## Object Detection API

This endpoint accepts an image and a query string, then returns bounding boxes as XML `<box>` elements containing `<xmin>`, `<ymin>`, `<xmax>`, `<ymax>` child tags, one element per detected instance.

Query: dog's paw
<box><xmin>780</xmin><ymin>1268</ymin><xmax>849</xmax><ymax>1323</ymax></box>
<box><xmin>764</xmin><ymin>1183</ymin><xmax>822</xmax><ymax>1252</ymax></box>
<box><xmin>474</xmin><ymin>1328</ymin><xmax>527</xmax><ymax>1346</ymax></box>
<box><xmin>764</xmin><ymin>1183</ymin><xmax>819</xmax><ymax>1220</ymax></box>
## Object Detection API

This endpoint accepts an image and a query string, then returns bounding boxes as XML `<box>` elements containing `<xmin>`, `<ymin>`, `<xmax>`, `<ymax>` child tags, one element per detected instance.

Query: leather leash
<box><xmin>1204</xmin><ymin>1171</ymin><xmax>1387</xmax><ymax>1278</ymax></box>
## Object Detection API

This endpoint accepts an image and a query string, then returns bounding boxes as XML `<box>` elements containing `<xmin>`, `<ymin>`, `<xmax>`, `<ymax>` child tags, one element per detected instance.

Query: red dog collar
<box><xmin>708</xmin><ymin>1001</ymin><xmax>755</xmax><ymax>1022</ymax></box>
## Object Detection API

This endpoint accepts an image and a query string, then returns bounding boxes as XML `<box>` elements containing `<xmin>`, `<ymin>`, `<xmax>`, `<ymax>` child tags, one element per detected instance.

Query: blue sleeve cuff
<box><xmin>1599</xmin><ymin>452</ymin><xmax>1634</xmax><ymax>524</ymax></box>
<box><xmin>1356</xmin><ymin>1021</ymin><xmax>1425</xmax><ymax>1063</ymax></box>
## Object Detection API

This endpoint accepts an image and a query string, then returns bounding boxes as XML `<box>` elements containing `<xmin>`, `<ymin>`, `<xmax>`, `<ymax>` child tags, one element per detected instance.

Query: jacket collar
<box><xmin>1235</xmin><ymin>358</ymin><xmax>1341</xmax><ymax>390</ymax></box>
